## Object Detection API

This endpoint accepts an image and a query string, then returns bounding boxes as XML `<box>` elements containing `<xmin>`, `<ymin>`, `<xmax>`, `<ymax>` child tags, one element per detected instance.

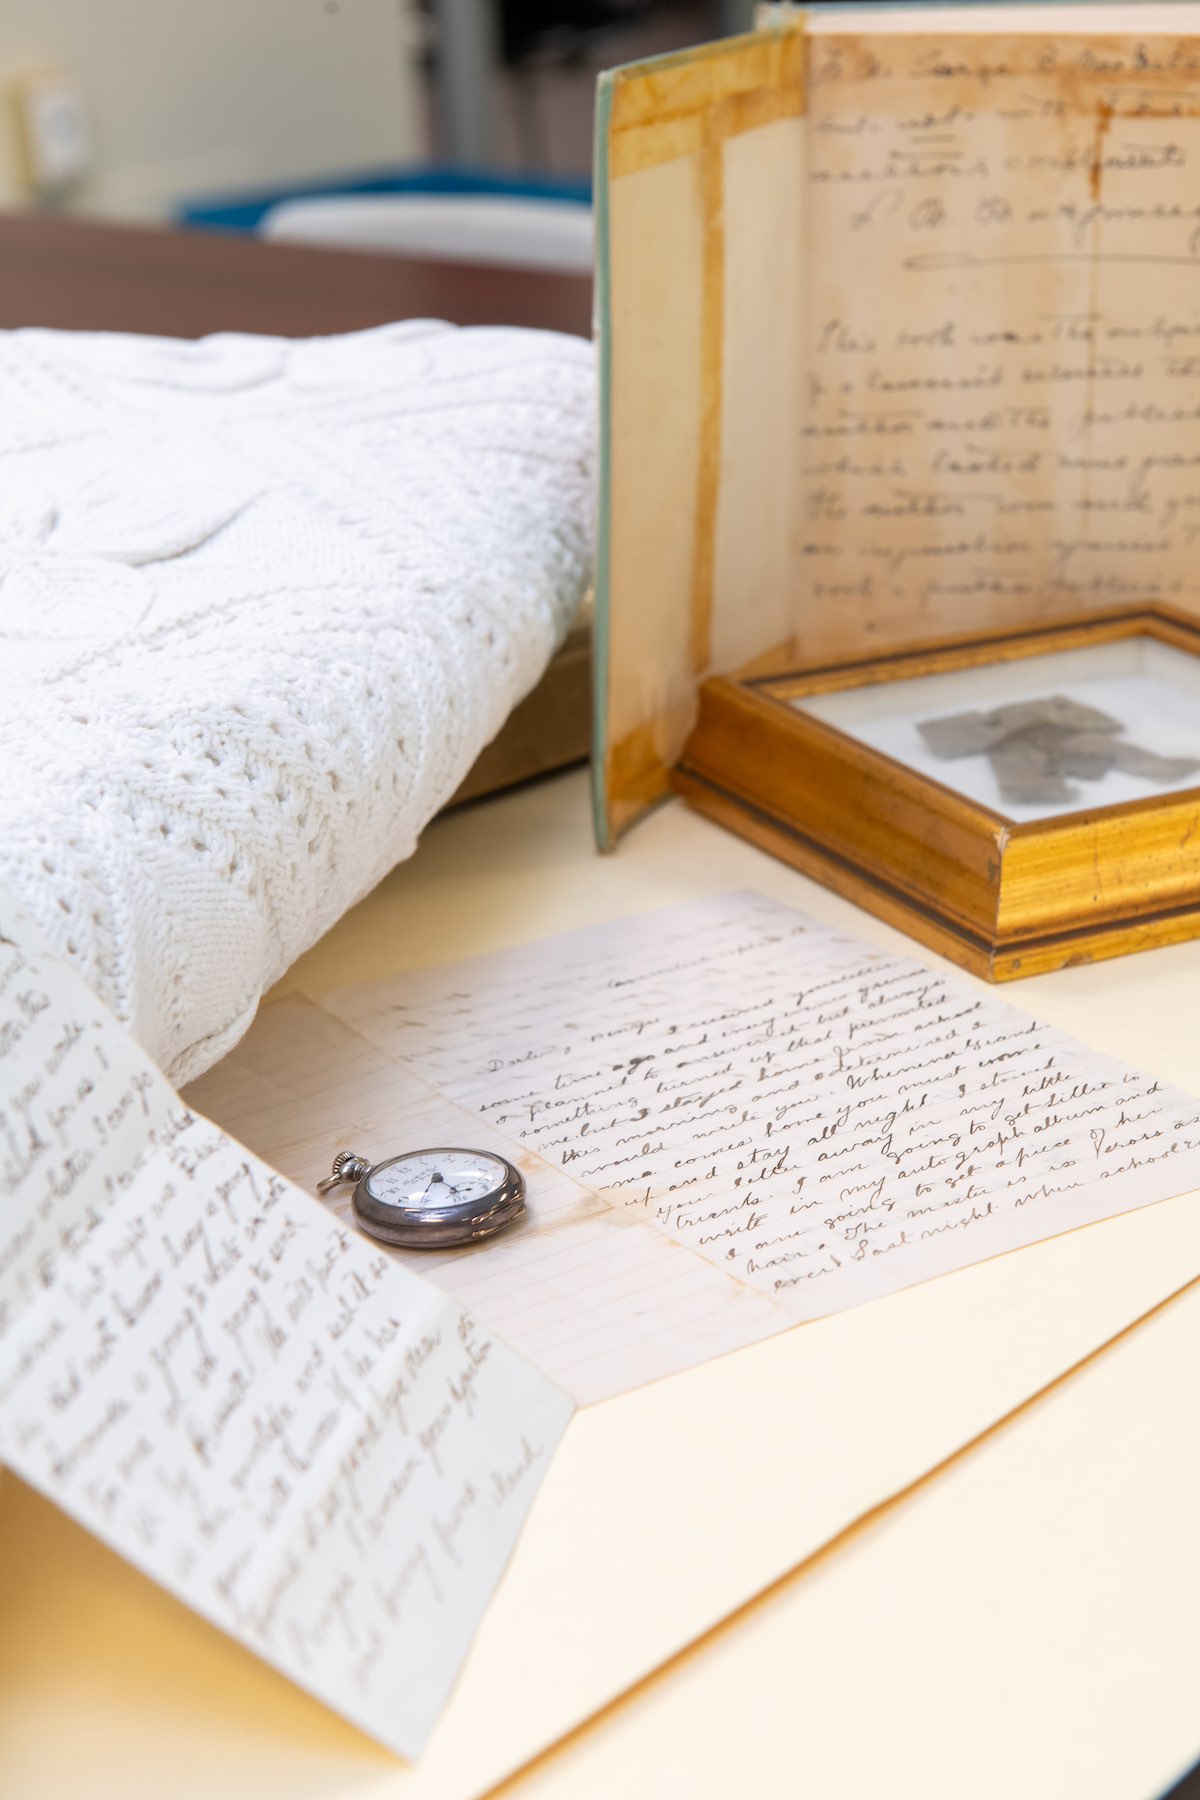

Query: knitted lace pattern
<box><xmin>0</xmin><ymin>321</ymin><xmax>595</xmax><ymax>1083</ymax></box>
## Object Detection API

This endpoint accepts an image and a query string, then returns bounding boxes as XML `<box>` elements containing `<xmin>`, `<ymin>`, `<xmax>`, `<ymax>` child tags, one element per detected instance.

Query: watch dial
<box><xmin>365</xmin><ymin>1149</ymin><xmax>507</xmax><ymax>1211</ymax></box>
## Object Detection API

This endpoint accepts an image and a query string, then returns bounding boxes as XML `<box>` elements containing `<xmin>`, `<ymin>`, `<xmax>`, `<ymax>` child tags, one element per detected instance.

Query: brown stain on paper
<box><xmin>1089</xmin><ymin>96</ymin><xmax>1114</xmax><ymax>199</ymax></box>
<box><xmin>689</xmin><ymin>121</ymin><xmax>724</xmax><ymax>677</ymax></box>
<box><xmin>608</xmin><ymin>27</ymin><xmax>804</xmax><ymax>181</ymax></box>
<box><xmin>608</xmin><ymin>30</ymin><xmax>805</xmax><ymax>675</ymax></box>
<box><xmin>603</xmin><ymin>23</ymin><xmax>805</xmax><ymax>830</ymax></box>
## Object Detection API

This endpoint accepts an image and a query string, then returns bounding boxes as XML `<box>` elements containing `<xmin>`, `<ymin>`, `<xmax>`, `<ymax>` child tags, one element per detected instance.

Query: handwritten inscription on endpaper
<box><xmin>801</xmin><ymin>31</ymin><xmax>1200</xmax><ymax>651</ymax></box>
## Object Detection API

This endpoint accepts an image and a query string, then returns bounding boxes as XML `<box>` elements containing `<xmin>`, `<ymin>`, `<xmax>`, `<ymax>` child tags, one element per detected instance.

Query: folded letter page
<box><xmin>0</xmin><ymin>897</ymin><xmax>573</xmax><ymax>1758</ymax></box>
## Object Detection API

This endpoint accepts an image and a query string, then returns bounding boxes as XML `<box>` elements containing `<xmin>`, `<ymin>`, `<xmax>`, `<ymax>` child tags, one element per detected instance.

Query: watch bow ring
<box><xmin>317</xmin><ymin>1146</ymin><xmax>525</xmax><ymax>1249</ymax></box>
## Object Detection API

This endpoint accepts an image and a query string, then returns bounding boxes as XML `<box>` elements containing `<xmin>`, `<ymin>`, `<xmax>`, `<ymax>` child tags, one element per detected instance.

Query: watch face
<box><xmin>365</xmin><ymin>1148</ymin><xmax>508</xmax><ymax>1212</ymax></box>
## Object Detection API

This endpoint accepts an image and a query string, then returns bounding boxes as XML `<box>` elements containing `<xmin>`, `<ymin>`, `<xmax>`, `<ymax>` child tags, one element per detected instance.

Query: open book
<box><xmin>595</xmin><ymin>3</ymin><xmax>1200</xmax><ymax>835</ymax></box>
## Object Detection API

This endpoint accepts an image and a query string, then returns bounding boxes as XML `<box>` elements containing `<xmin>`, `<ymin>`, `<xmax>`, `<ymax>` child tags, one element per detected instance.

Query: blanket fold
<box><xmin>0</xmin><ymin>320</ymin><xmax>595</xmax><ymax>1081</ymax></box>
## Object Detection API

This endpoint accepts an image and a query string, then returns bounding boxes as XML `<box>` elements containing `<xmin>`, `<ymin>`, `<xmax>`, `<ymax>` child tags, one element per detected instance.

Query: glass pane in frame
<box><xmin>790</xmin><ymin>636</ymin><xmax>1200</xmax><ymax>824</ymax></box>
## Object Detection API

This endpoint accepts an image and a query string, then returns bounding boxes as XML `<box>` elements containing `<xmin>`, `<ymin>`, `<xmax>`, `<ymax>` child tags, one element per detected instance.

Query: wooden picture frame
<box><xmin>675</xmin><ymin>606</ymin><xmax>1200</xmax><ymax>980</ymax></box>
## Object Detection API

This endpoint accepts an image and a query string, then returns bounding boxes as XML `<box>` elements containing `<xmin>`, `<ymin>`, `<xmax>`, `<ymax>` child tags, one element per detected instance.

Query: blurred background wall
<box><xmin>0</xmin><ymin>0</ymin><xmax>749</xmax><ymax>224</ymax></box>
<box><xmin>0</xmin><ymin>0</ymin><xmax>427</xmax><ymax>219</ymax></box>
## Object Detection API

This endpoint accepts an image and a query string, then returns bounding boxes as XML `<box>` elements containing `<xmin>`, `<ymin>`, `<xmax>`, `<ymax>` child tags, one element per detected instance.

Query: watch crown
<box><xmin>316</xmin><ymin>1150</ymin><xmax>370</xmax><ymax>1195</ymax></box>
<box><xmin>332</xmin><ymin>1150</ymin><xmax>370</xmax><ymax>1183</ymax></box>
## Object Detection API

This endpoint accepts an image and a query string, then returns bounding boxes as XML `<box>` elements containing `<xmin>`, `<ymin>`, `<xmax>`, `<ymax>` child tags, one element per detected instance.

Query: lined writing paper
<box><xmin>187</xmin><ymin>997</ymin><xmax>787</xmax><ymax>1407</ymax></box>
<box><xmin>191</xmin><ymin>891</ymin><xmax>1200</xmax><ymax>1405</ymax></box>
<box><xmin>324</xmin><ymin>892</ymin><xmax>1200</xmax><ymax>1319</ymax></box>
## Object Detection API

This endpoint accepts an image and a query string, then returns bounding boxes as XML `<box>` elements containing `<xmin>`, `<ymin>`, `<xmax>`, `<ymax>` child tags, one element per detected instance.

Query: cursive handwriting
<box><xmin>329</xmin><ymin>894</ymin><xmax>1200</xmax><ymax>1324</ymax></box>
<box><xmin>0</xmin><ymin>898</ymin><xmax>571</xmax><ymax>1756</ymax></box>
<box><xmin>801</xmin><ymin>32</ymin><xmax>1200</xmax><ymax>651</ymax></box>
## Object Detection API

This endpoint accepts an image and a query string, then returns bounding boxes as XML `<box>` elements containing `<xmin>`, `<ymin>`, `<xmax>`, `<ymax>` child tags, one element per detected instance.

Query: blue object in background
<box><xmin>179</xmin><ymin>165</ymin><xmax>592</xmax><ymax>234</ymax></box>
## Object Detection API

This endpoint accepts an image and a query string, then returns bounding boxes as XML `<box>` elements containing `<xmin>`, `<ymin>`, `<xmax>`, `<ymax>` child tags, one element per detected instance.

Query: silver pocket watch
<box><xmin>317</xmin><ymin>1146</ymin><xmax>525</xmax><ymax>1248</ymax></box>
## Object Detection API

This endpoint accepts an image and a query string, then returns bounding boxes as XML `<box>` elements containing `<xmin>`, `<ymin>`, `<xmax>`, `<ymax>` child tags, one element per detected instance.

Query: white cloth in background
<box><xmin>0</xmin><ymin>320</ymin><xmax>595</xmax><ymax>1083</ymax></box>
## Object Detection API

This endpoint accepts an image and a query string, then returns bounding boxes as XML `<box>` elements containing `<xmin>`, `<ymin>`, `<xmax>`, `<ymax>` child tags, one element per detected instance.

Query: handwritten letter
<box><xmin>801</xmin><ymin>30</ymin><xmax>1200</xmax><ymax>653</ymax></box>
<box><xmin>327</xmin><ymin>893</ymin><xmax>1200</xmax><ymax>1324</ymax></box>
<box><xmin>186</xmin><ymin>994</ymin><xmax>790</xmax><ymax>1408</ymax></box>
<box><xmin>0</xmin><ymin>903</ymin><xmax>572</xmax><ymax>1756</ymax></box>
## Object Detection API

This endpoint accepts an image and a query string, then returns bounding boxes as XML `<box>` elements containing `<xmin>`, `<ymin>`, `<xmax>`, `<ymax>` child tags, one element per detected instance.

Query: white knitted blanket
<box><xmin>0</xmin><ymin>321</ymin><xmax>595</xmax><ymax>1084</ymax></box>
